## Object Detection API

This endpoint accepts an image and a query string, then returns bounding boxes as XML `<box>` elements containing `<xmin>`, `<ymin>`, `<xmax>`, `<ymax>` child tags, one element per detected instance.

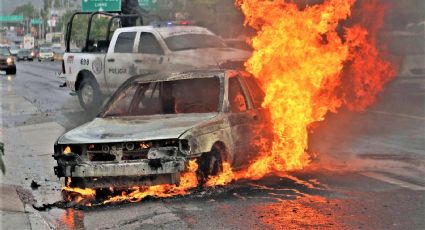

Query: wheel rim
<box><xmin>81</xmin><ymin>84</ymin><xmax>94</xmax><ymax>106</ymax></box>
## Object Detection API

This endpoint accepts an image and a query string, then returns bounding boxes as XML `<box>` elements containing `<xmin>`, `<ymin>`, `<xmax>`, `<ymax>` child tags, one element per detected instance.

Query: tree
<box><xmin>12</xmin><ymin>3</ymin><xmax>36</xmax><ymax>18</ymax></box>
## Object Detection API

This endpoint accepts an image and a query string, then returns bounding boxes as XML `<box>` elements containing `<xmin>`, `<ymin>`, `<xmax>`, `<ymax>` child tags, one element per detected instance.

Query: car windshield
<box><xmin>40</xmin><ymin>48</ymin><xmax>52</xmax><ymax>52</ymax></box>
<box><xmin>164</xmin><ymin>34</ymin><xmax>226</xmax><ymax>51</ymax></box>
<box><xmin>0</xmin><ymin>47</ymin><xmax>10</xmax><ymax>56</ymax></box>
<box><xmin>103</xmin><ymin>77</ymin><xmax>221</xmax><ymax>117</ymax></box>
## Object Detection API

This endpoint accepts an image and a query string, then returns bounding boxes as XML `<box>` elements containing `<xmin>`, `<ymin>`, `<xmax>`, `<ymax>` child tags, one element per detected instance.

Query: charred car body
<box><xmin>54</xmin><ymin>70</ymin><xmax>272</xmax><ymax>188</ymax></box>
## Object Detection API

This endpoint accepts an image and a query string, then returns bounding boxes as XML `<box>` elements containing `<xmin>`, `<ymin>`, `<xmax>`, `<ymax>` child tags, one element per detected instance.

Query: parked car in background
<box><xmin>0</xmin><ymin>47</ymin><xmax>16</xmax><ymax>74</ymax></box>
<box><xmin>9</xmin><ymin>45</ymin><xmax>19</xmax><ymax>56</ymax></box>
<box><xmin>53</xmin><ymin>69</ymin><xmax>273</xmax><ymax>188</ymax></box>
<box><xmin>38</xmin><ymin>47</ymin><xmax>54</xmax><ymax>62</ymax></box>
<box><xmin>17</xmin><ymin>49</ymin><xmax>33</xmax><ymax>61</ymax></box>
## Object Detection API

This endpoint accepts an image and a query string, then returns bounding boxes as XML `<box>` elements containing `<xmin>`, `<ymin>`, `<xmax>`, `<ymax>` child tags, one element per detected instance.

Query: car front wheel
<box><xmin>77</xmin><ymin>76</ymin><xmax>101</xmax><ymax>111</ymax></box>
<box><xmin>197</xmin><ymin>145</ymin><xmax>224</xmax><ymax>184</ymax></box>
<box><xmin>6</xmin><ymin>67</ymin><xmax>16</xmax><ymax>75</ymax></box>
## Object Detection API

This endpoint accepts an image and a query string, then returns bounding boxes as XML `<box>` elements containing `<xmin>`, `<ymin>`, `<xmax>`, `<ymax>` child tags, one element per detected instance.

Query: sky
<box><xmin>0</xmin><ymin>0</ymin><xmax>44</xmax><ymax>15</ymax></box>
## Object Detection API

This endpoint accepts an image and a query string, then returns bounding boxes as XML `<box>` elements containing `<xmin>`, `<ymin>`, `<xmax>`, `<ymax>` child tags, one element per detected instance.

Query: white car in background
<box><xmin>38</xmin><ymin>47</ymin><xmax>55</xmax><ymax>62</ymax></box>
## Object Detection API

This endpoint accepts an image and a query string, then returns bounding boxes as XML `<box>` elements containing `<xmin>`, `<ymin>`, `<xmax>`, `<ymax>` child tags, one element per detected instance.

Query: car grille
<box><xmin>0</xmin><ymin>59</ymin><xmax>7</xmax><ymax>65</ymax></box>
<box><xmin>86</xmin><ymin>149</ymin><xmax>150</xmax><ymax>162</ymax></box>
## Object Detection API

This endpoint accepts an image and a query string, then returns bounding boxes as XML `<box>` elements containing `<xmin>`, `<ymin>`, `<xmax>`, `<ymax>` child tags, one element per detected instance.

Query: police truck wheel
<box><xmin>78</xmin><ymin>77</ymin><xmax>101</xmax><ymax>111</ymax></box>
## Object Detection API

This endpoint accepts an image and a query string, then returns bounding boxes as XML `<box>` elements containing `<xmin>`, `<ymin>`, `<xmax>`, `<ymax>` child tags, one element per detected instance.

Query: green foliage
<box><xmin>67</xmin><ymin>14</ymin><xmax>114</xmax><ymax>47</ymax></box>
<box><xmin>12</xmin><ymin>3</ymin><xmax>36</xmax><ymax>18</ymax></box>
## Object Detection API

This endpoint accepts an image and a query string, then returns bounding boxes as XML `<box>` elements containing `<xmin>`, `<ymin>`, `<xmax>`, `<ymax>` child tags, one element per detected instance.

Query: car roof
<box><xmin>132</xmin><ymin>69</ymin><xmax>226</xmax><ymax>83</ymax></box>
<box><xmin>130</xmin><ymin>69</ymin><xmax>253</xmax><ymax>84</ymax></box>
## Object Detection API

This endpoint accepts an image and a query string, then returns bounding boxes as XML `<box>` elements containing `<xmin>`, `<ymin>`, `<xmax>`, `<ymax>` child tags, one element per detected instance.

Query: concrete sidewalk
<box><xmin>0</xmin><ymin>184</ymin><xmax>31</xmax><ymax>230</ymax></box>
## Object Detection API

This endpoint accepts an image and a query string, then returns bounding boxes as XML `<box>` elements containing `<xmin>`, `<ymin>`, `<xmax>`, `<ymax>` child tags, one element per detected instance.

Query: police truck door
<box><xmin>105</xmin><ymin>31</ymin><xmax>137</xmax><ymax>90</ymax></box>
<box><xmin>133</xmin><ymin>32</ymin><xmax>165</xmax><ymax>75</ymax></box>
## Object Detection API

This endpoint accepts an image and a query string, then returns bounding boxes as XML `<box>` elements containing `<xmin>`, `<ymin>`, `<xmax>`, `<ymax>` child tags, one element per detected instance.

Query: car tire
<box><xmin>6</xmin><ymin>67</ymin><xmax>16</xmax><ymax>75</ymax></box>
<box><xmin>198</xmin><ymin>145</ymin><xmax>224</xmax><ymax>184</ymax></box>
<box><xmin>77</xmin><ymin>76</ymin><xmax>102</xmax><ymax>111</ymax></box>
<box><xmin>38</xmin><ymin>59</ymin><xmax>41</xmax><ymax>62</ymax></box>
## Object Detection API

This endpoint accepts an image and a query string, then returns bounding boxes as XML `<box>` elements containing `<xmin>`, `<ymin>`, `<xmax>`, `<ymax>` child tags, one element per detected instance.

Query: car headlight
<box><xmin>6</xmin><ymin>57</ymin><xmax>13</xmax><ymax>64</ymax></box>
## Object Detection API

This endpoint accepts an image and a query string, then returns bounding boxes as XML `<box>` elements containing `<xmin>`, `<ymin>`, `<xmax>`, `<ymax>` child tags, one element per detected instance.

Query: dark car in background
<box><xmin>17</xmin><ymin>49</ymin><xmax>33</xmax><ymax>61</ymax></box>
<box><xmin>0</xmin><ymin>47</ymin><xmax>16</xmax><ymax>75</ymax></box>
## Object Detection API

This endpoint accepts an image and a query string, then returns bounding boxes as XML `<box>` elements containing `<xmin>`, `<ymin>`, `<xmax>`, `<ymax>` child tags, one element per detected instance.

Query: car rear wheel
<box><xmin>78</xmin><ymin>76</ymin><xmax>101</xmax><ymax>111</ymax></box>
<box><xmin>197</xmin><ymin>145</ymin><xmax>224</xmax><ymax>184</ymax></box>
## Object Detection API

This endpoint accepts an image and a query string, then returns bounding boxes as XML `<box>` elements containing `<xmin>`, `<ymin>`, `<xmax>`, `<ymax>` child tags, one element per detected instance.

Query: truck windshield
<box><xmin>103</xmin><ymin>77</ymin><xmax>221</xmax><ymax>117</ymax></box>
<box><xmin>0</xmin><ymin>47</ymin><xmax>11</xmax><ymax>56</ymax></box>
<box><xmin>164</xmin><ymin>34</ymin><xmax>226</xmax><ymax>51</ymax></box>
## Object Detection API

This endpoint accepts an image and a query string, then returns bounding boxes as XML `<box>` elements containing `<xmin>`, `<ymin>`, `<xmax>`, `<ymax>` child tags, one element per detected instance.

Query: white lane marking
<box><xmin>361</xmin><ymin>172</ymin><xmax>425</xmax><ymax>191</ymax></box>
<box><xmin>367</xmin><ymin>110</ymin><xmax>425</xmax><ymax>121</ymax></box>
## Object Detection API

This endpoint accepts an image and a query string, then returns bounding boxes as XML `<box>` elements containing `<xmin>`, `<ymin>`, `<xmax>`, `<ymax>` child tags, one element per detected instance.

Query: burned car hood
<box><xmin>57</xmin><ymin>113</ymin><xmax>218</xmax><ymax>144</ymax></box>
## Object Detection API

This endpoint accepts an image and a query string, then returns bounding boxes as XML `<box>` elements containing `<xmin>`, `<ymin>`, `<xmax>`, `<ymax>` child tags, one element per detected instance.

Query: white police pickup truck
<box><xmin>62</xmin><ymin>20</ymin><xmax>250</xmax><ymax>110</ymax></box>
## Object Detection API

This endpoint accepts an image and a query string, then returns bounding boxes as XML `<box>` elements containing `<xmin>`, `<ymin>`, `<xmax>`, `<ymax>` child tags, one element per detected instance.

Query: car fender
<box><xmin>64</xmin><ymin>53</ymin><xmax>107</xmax><ymax>92</ymax></box>
<box><xmin>179</xmin><ymin>115</ymin><xmax>235</xmax><ymax>163</ymax></box>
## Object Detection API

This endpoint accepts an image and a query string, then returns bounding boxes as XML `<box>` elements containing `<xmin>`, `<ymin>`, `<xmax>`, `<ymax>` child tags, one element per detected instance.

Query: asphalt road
<box><xmin>0</xmin><ymin>61</ymin><xmax>424</xmax><ymax>229</ymax></box>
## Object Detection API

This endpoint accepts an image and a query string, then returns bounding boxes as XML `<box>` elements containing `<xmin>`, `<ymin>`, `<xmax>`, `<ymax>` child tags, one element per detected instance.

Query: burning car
<box><xmin>53</xmin><ymin>70</ymin><xmax>272</xmax><ymax>189</ymax></box>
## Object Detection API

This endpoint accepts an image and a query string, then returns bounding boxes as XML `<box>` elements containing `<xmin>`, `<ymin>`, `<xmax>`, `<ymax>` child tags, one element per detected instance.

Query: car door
<box><xmin>131</xmin><ymin>32</ymin><xmax>165</xmax><ymax>76</ymax></box>
<box><xmin>228</xmin><ymin>76</ymin><xmax>259</xmax><ymax>167</ymax></box>
<box><xmin>240</xmin><ymin>75</ymin><xmax>274</xmax><ymax>159</ymax></box>
<box><xmin>105</xmin><ymin>31</ymin><xmax>137</xmax><ymax>90</ymax></box>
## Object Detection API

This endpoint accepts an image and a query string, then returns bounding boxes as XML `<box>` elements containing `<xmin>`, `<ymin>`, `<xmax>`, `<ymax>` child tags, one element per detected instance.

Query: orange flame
<box><xmin>102</xmin><ymin>159</ymin><xmax>199</xmax><ymax>204</ymax></box>
<box><xmin>237</xmin><ymin>0</ymin><xmax>397</xmax><ymax>179</ymax></box>
<box><xmin>61</xmin><ymin>0</ymin><xmax>397</xmax><ymax>205</ymax></box>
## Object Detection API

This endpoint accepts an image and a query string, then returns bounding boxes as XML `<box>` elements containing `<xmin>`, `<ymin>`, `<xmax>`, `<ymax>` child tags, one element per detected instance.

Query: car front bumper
<box><xmin>39</xmin><ymin>56</ymin><xmax>54</xmax><ymax>60</ymax></box>
<box><xmin>55</xmin><ymin>159</ymin><xmax>186</xmax><ymax>178</ymax></box>
<box><xmin>55</xmin><ymin>158</ymin><xmax>187</xmax><ymax>188</ymax></box>
<box><xmin>0</xmin><ymin>64</ymin><xmax>16</xmax><ymax>70</ymax></box>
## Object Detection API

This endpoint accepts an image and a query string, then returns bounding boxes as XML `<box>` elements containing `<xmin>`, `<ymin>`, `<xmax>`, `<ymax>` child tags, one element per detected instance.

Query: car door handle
<box><xmin>134</xmin><ymin>59</ymin><xmax>142</xmax><ymax>63</ymax></box>
<box><xmin>107</xmin><ymin>58</ymin><xmax>115</xmax><ymax>62</ymax></box>
<box><xmin>252</xmin><ymin>115</ymin><xmax>259</xmax><ymax>121</ymax></box>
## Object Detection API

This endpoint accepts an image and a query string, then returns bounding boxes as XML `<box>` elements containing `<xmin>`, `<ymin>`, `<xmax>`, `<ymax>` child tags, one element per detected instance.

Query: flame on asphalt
<box><xmin>62</xmin><ymin>0</ymin><xmax>397</xmax><ymax>206</ymax></box>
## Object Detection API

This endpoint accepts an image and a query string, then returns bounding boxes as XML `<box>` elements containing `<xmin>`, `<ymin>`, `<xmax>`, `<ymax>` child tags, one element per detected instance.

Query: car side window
<box><xmin>114</xmin><ymin>32</ymin><xmax>136</xmax><ymax>53</ymax></box>
<box><xmin>104</xmin><ymin>85</ymin><xmax>138</xmax><ymax>116</ymax></box>
<box><xmin>243</xmin><ymin>77</ymin><xmax>265</xmax><ymax>108</ymax></box>
<box><xmin>138</xmin><ymin>32</ymin><xmax>164</xmax><ymax>55</ymax></box>
<box><xmin>229</xmin><ymin>77</ymin><xmax>248</xmax><ymax>113</ymax></box>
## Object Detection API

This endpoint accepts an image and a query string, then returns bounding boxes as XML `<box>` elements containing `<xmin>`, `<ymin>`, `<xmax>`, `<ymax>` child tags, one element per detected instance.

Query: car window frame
<box><xmin>240</xmin><ymin>75</ymin><xmax>265</xmax><ymax>109</ymax></box>
<box><xmin>227</xmin><ymin>75</ymin><xmax>253</xmax><ymax>113</ymax></box>
<box><xmin>100</xmin><ymin>75</ymin><xmax>225</xmax><ymax>118</ymax></box>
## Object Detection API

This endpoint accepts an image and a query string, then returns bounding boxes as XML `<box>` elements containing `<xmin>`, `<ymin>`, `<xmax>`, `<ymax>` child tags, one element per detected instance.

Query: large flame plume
<box><xmin>63</xmin><ymin>0</ymin><xmax>397</xmax><ymax>205</ymax></box>
<box><xmin>238</xmin><ymin>0</ymin><xmax>397</xmax><ymax>179</ymax></box>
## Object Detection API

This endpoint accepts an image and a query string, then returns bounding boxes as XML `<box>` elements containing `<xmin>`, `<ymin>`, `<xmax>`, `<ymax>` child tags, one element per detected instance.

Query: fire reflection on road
<box><xmin>57</xmin><ymin>209</ymin><xmax>85</xmax><ymax>230</ymax></box>
<box><xmin>250</xmin><ymin>197</ymin><xmax>345</xmax><ymax>229</ymax></box>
